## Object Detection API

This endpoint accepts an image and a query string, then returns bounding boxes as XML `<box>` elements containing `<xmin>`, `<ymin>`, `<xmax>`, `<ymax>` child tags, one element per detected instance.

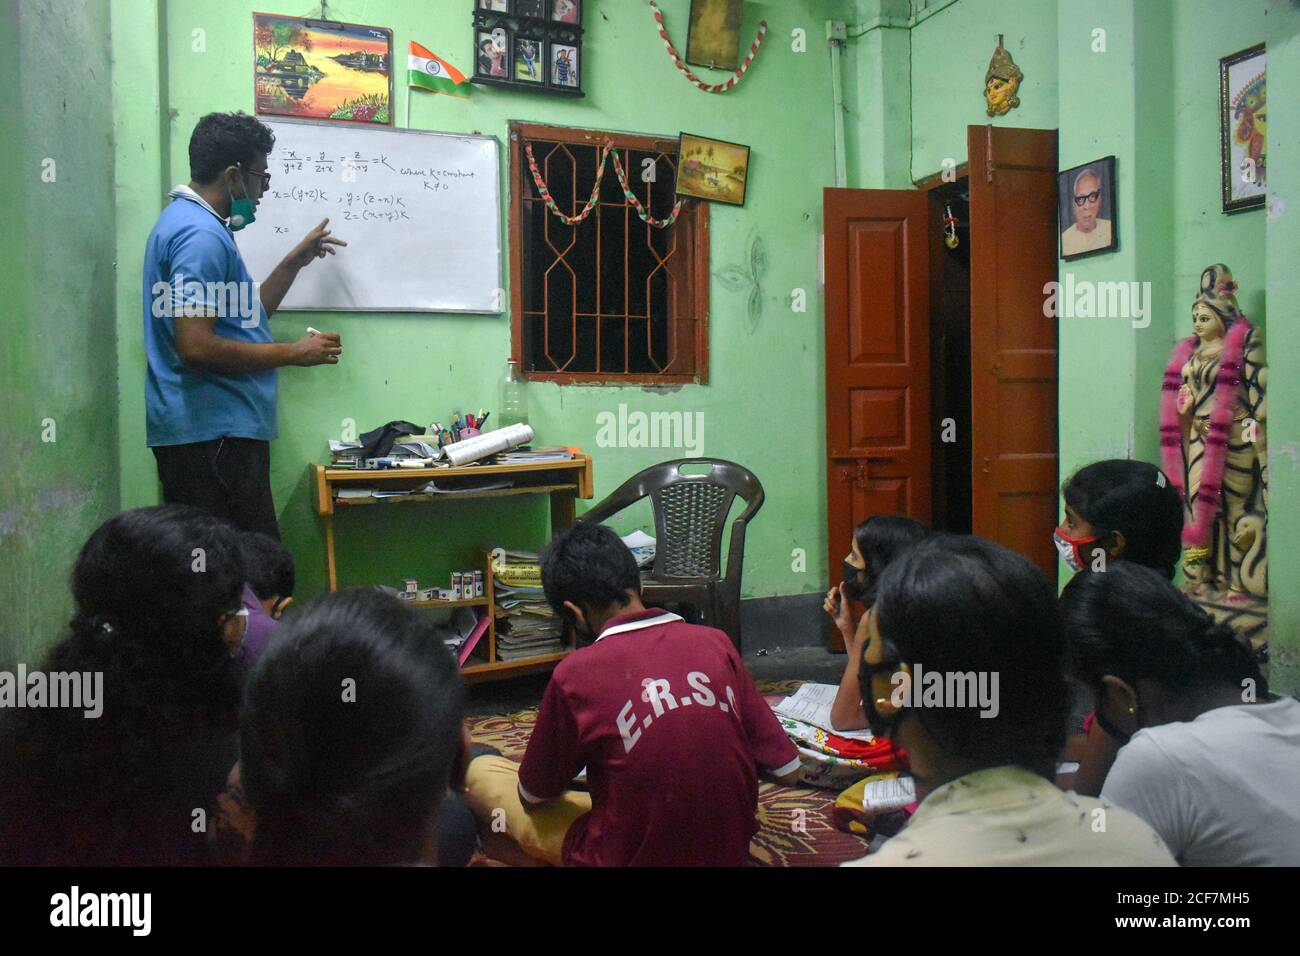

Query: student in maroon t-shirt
<box><xmin>464</xmin><ymin>521</ymin><xmax>800</xmax><ymax>866</ymax></box>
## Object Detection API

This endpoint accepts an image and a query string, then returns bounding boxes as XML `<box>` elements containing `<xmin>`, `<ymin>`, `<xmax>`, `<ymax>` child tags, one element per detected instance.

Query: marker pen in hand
<box><xmin>305</xmin><ymin>326</ymin><xmax>340</xmax><ymax>365</ymax></box>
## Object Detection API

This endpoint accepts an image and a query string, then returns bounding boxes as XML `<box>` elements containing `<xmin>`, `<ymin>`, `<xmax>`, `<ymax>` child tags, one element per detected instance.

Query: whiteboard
<box><xmin>235</xmin><ymin>120</ymin><xmax>502</xmax><ymax>313</ymax></box>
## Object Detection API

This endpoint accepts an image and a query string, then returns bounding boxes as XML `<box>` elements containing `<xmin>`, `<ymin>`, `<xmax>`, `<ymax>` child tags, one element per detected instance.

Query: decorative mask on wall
<box><xmin>984</xmin><ymin>34</ymin><xmax>1023</xmax><ymax>117</ymax></box>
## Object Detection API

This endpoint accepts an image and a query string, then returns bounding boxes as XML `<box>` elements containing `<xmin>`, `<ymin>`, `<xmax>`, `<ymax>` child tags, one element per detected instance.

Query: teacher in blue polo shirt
<box><xmin>144</xmin><ymin>112</ymin><xmax>345</xmax><ymax>539</ymax></box>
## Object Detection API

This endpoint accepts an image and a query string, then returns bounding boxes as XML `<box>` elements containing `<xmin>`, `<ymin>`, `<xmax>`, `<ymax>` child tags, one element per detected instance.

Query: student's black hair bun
<box><xmin>1061</xmin><ymin>562</ymin><xmax>1266</xmax><ymax>698</ymax></box>
<box><xmin>1061</xmin><ymin>459</ymin><xmax>1183</xmax><ymax>579</ymax></box>
<box><xmin>1193</xmin><ymin>619</ymin><xmax>1263</xmax><ymax>691</ymax></box>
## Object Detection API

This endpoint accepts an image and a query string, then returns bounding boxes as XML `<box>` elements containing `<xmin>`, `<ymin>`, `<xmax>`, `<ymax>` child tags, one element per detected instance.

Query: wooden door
<box><xmin>967</xmin><ymin>125</ymin><xmax>1059</xmax><ymax>577</ymax></box>
<box><xmin>824</xmin><ymin>188</ymin><xmax>932</xmax><ymax>650</ymax></box>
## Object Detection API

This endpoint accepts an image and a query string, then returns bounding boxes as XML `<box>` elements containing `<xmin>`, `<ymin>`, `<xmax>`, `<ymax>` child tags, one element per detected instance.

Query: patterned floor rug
<box><xmin>466</xmin><ymin>679</ymin><xmax>870</xmax><ymax>867</ymax></box>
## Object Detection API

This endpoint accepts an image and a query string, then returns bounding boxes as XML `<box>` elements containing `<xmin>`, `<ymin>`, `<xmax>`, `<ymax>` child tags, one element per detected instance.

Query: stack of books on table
<box><xmin>329</xmin><ymin>439</ymin><xmax>363</xmax><ymax>468</ymax></box>
<box><xmin>493</xmin><ymin>551</ymin><xmax>564</xmax><ymax>661</ymax></box>
<box><xmin>495</xmin><ymin>446</ymin><xmax>575</xmax><ymax>465</ymax></box>
<box><xmin>326</xmin><ymin>437</ymin><xmax>446</xmax><ymax>471</ymax></box>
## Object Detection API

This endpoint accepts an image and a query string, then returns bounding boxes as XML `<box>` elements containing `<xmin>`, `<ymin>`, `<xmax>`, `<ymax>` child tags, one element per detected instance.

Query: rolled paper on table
<box><xmin>443</xmin><ymin>423</ymin><xmax>534</xmax><ymax>467</ymax></box>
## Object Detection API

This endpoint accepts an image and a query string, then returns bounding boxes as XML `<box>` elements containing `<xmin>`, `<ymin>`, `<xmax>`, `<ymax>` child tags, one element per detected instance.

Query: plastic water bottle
<box><xmin>498</xmin><ymin>358</ymin><xmax>530</xmax><ymax>430</ymax></box>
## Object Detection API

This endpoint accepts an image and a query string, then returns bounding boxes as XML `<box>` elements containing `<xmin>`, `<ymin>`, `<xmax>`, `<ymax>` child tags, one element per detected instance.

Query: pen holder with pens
<box><xmin>430</xmin><ymin>422</ymin><xmax>481</xmax><ymax>447</ymax></box>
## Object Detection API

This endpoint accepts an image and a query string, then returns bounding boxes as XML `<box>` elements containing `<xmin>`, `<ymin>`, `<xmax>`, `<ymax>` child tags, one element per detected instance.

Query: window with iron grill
<box><xmin>509</xmin><ymin>122</ymin><xmax>710</xmax><ymax>384</ymax></box>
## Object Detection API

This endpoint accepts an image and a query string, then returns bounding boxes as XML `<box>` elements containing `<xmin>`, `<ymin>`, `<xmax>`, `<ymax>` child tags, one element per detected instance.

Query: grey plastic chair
<box><xmin>579</xmin><ymin>458</ymin><xmax>765</xmax><ymax>649</ymax></box>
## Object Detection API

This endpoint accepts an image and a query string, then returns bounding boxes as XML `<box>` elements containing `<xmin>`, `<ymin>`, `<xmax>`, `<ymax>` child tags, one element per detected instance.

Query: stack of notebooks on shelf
<box><xmin>392</xmin><ymin>437</ymin><xmax>443</xmax><ymax>459</ymax></box>
<box><xmin>495</xmin><ymin>446</ymin><xmax>575</xmax><ymax>464</ymax></box>
<box><xmin>325</xmin><ymin>435</ymin><xmax>446</xmax><ymax>472</ymax></box>
<box><xmin>492</xmin><ymin>550</ymin><xmax>564</xmax><ymax>661</ymax></box>
<box><xmin>329</xmin><ymin>439</ymin><xmax>363</xmax><ymax>468</ymax></box>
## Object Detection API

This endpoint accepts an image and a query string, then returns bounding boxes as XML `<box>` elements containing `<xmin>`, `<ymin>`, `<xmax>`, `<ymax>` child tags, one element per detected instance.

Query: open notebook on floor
<box><xmin>772</xmin><ymin>683</ymin><xmax>876</xmax><ymax>742</ymax></box>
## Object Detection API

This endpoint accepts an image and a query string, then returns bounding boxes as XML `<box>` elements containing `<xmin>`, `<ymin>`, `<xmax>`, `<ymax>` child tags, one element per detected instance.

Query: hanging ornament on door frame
<box><xmin>943</xmin><ymin>204</ymin><xmax>960</xmax><ymax>249</ymax></box>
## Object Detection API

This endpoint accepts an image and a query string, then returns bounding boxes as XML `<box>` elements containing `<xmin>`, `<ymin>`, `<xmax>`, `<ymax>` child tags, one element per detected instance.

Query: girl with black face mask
<box><xmin>824</xmin><ymin>516</ymin><xmax>928</xmax><ymax>732</ymax></box>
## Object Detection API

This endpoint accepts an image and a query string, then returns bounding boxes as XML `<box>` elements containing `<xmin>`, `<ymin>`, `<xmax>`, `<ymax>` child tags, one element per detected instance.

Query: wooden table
<box><xmin>310</xmin><ymin>455</ymin><xmax>594</xmax><ymax>683</ymax></box>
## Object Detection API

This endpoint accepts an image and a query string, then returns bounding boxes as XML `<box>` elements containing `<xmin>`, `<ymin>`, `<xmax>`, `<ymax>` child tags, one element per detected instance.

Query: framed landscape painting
<box><xmin>254</xmin><ymin>13</ymin><xmax>393</xmax><ymax>124</ymax></box>
<box><xmin>675</xmin><ymin>133</ymin><xmax>750</xmax><ymax>206</ymax></box>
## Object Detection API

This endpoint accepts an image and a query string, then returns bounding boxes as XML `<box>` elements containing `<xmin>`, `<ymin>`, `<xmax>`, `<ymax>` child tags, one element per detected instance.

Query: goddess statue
<box><xmin>1160</xmin><ymin>264</ymin><xmax>1267</xmax><ymax>601</ymax></box>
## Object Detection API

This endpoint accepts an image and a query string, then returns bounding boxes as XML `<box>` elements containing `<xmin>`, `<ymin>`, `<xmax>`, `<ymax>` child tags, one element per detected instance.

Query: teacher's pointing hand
<box><xmin>289</xmin><ymin>218</ymin><xmax>348</xmax><ymax>270</ymax></box>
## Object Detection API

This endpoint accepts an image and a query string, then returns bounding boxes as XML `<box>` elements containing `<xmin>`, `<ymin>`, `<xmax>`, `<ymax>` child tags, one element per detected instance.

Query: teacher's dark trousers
<box><xmin>152</xmin><ymin>437</ymin><xmax>280</xmax><ymax>540</ymax></box>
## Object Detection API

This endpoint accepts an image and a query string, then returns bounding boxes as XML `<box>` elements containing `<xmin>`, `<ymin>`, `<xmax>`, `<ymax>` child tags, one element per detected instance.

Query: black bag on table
<box><xmin>358</xmin><ymin>420</ymin><xmax>423</xmax><ymax>460</ymax></box>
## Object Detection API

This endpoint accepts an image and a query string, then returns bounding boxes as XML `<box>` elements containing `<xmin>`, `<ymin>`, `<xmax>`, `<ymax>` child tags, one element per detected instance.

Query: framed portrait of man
<box><xmin>1058</xmin><ymin>156</ymin><xmax>1117</xmax><ymax>261</ymax></box>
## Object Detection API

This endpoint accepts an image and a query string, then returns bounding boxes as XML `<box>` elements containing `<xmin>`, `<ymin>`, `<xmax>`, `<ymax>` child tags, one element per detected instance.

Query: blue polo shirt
<box><xmin>143</xmin><ymin>190</ymin><xmax>277</xmax><ymax>446</ymax></box>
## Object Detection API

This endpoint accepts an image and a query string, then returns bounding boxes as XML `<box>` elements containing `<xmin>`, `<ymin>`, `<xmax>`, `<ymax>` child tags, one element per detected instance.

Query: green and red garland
<box><xmin>525</xmin><ymin>141</ymin><xmax>684</xmax><ymax>229</ymax></box>
<box><xmin>647</xmin><ymin>0</ymin><xmax>767</xmax><ymax>94</ymax></box>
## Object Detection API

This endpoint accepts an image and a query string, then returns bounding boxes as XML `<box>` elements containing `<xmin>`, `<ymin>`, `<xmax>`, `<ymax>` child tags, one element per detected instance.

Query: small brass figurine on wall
<box><xmin>985</xmin><ymin>34</ymin><xmax>1022</xmax><ymax>117</ymax></box>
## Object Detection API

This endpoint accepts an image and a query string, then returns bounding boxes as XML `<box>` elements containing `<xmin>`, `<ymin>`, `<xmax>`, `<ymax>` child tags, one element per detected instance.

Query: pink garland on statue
<box><xmin>647</xmin><ymin>0</ymin><xmax>768</xmax><ymax>94</ymax></box>
<box><xmin>1159</xmin><ymin>317</ymin><xmax>1253</xmax><ymax>549</ymax></box>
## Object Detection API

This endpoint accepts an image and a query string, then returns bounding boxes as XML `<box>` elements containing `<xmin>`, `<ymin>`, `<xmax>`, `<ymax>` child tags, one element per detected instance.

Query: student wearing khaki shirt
<box><xmin>841</xmin><ymin>535</ymin><xmax>1175</xmax><ymax>867</ymax></box>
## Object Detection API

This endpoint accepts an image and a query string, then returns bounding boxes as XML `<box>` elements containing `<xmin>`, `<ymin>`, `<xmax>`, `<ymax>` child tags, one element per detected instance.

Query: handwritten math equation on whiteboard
<box><xmin>272</xmin><ymin>150</ymin><xmax>479</xmax><ymax>194</ymax></box>
<box><xmin>239</xmin><ymin>121</ymin><xmax>502</xmax><ymax>312</ymax></box>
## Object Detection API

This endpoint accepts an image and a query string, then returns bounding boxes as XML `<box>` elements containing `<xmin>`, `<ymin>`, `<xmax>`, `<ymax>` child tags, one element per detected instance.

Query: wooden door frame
<box><xmin>913</xmin><ymin>163</ymin><xmax>970</xmax><ymax>192</ymax></box>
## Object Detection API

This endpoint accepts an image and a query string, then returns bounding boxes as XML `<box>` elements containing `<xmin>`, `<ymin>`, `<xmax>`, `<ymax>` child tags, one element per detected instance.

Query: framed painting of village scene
<box><xmin>675</xmin><ymin>132</ymin><xmax>750</xmax><ymax>206</ymax></box>
<box><xmin>254</xmin><ymin>13</ymin><xmax>394</xmax><ymax>125</ymax></box>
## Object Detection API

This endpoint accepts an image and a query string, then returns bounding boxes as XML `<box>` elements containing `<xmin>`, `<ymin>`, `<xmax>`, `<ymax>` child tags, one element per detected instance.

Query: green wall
<box><xmin>0</xmin><ymin>0</ymin><xmax>121</xmax><ymax>668</ymax></box>
<box><xmin>1263</xmin><ymin>4</ymin><xmax>1300</xmax><ymax>693</ymax></box>
<box><xmin>842</xmin><ymin>0</ymin><xmax>912</xmax><ymax>189</ymax></box>
<box><xmin>1172</xmin><ymin>1</ymin><xmax>1269</xmax><ymax>321</ymax></box>
<box><xmin>7</xmin><ymin>0</ymin><xmax>1296</xmax><ymax>689</ymax></box>
<box><xmin>111</xmin><ymin>0</ymin><xmax>854</xmax><ymax>606</ymax></box>
<box><xmin>1056</xmin><ymin>0</ymin><xmax>1174</xmax><ymax>475</ymax></box>
<box><xmin>908</xmin><ymin>0</ymin><xmax>1058</xmax><ymax>182</ymax></box>
<box><xmin>839</xmin><ymin>0</ymin><xmax>1297</xmax><ymax>690</ymax></box>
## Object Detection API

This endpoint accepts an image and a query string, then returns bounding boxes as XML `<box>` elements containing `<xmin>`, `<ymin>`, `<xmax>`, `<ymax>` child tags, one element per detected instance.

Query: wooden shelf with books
<box><xmin>410</xmin><ymin>596</ymin><xmax>490</xmax><ymax>609</ymax></box>
<box><xmin>309</xmin><ymin>454</ymin><xmax>592</xmax><ymax>684</ymax></box>
<box><xmin>474</xmin><ymin>549</ymin><xmax>576</xmax><ymax>684</ymax></box>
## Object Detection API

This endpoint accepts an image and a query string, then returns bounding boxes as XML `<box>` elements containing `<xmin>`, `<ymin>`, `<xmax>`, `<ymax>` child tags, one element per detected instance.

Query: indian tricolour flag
<box><xmin>408</xmin><ymin>41</ymin><xmax>470</xmax><ymax>98</ymax></box>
